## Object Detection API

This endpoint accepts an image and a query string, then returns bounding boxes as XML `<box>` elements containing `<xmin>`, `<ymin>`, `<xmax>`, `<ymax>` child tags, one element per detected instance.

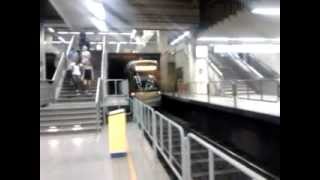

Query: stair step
<box><xmin>56</xmin><ymin>97</ymin><xmax>95</xmax><ymax>102</ymax></box>
<box><xmin>40</xmin><ymin>114</ymin><xmax>97</xmax><ymax>121</ymax></box>
<box><xmin>59</xmin><ymin>94</ymin><xmax>96</xmax><ymax>98</ymax></box>
<box><xmin>40</xmin><ymin>125</ymin><xmax>100</xmax><ymax>134</ymax></box>
<box><xmin>40</xmin><ymin>109</ymin><xmax>97</xmax><ymax>117</ymax></box>
<box><xmin>40</xmin><ymin>119</ymin><xmax>100</xmax><ymax>127</ymax></box>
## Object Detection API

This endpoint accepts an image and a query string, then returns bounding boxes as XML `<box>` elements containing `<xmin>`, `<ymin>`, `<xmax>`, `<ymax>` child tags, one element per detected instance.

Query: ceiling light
<box><xmin>135</xmin><ymin>65</ymin><xmax>157</xmax><ymax>71</ymax></box>
<box><xmin>58</xmin><ymin>36</ymin><xmax>66</xmax><ymax>43</ymax></box>
<box><xmin>47</xmin><ymin>27</ymin><xmax>55</xmax><ymax>33</ymax></box>
<box><xmin>170</xmin><ymin>31</ymin><xmax>190</xmax><ymax>46</ymax></box>
<box><xmin>116</xmin><ymin>43</ymin><xmax>121</xmax><ymax>53</ymax></box>
<box><xmin>251</xmin><ymin>8</ymin><xmax>280</xmax><ymax>16</ymax></box>
<box><xmin>85</xmin><ymin>0</ymin><xmax>106</xmax><ymax>20</ymax></box>
<box><xmin>213</xmin><ymin>44</ymin><xmax>280</xmax><ymax>53</ymax></box>
<box><xmin>57</xmin><ymin>31</ymin><xmax>80</xmax><ymax>35</ymax></box>
<box><xmin>85</xmin><ymin>32</ymin><xmax>95</xmax><ymax>35</ymax></box>
<box><xmin>90</xmin><ymin>17</ymin><xmax>108</xmax><ymax>32</ymax></box>
<box><xmin>130</xmin><ymin>29</ymin><xmax>137</xmax><ymax>39</ymax></box>
<box><xmin>198</xmin><ymin>37</ymin><xmax>280</xmax><ymax>43</ymax></box>
<box><xmin>96</xmin><ymin>44</ymin><xmax>102</xmax><ymax>50</ymax></box>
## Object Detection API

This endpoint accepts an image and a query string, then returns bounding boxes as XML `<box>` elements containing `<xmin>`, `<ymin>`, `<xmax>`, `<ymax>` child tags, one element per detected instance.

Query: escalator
<box><xmin>242</xmin><ymin>54</ymin><xmax>279</xmax><ymax>79</ymax></box>
<box><xmin>208</xmin><ymin>50</ymin><xmax>258</xmax><ymax>80</ymax></box>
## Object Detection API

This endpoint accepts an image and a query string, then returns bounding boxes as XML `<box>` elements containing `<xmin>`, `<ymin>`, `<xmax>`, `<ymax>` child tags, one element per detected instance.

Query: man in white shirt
<box><xmin>71</xmin><ymin>60</ymin><xmax>83</xmax><ymax>95</ymax></box>
<box><xmin>81</xmin><ymin>46</ymin><xmax>94</xmax><ymax>94</ymax></box>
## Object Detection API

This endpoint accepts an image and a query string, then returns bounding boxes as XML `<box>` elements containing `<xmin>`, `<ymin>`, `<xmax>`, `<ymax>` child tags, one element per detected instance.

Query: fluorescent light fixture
<box><xmin>198</xmin><ymin>37</ymin><xmax>280</xmax><ymax>43</ymax></box>
<box><xmin>85</xmin><ymin>0</ymin><xmax>106</xmax><ymax>20</ymax></box>
<box><xmin>116</xmin><ymin>43</ymin><xmax>121</xmax><ymax>53</ymax></box>
<box><xmin>108</xmin><ymin>41</ymin><xmax>118</xmax><ymax>45</ymax></box>
<box><xmin>130</xmin><ymin>29</ymin><xmax>137</xmax><ymax>39</ymax></box>
<box><xmin>58</xmin><ymin>36</ymin><xmax>66</xmax><ymax>43</ymax></box>
<box><xmin>47</xmin><ymin>27</ymin><xmax>55</xmax><ymax>33</ymax></box>
<box><xmin>252</xmin><ymin>8</ymin><xmax>280</xmax><ymax>16</ymax></box>
<box><xmin>99</xmin><ymin>32</ymin><xmax>131</xmax><ymax>36</ymax></box>
<box><xmin>135</xmin><ymin>65</ymin><xmax>157</xmax><ymax>71</ymax></box>
<box><xmin>213</xmin><ymin>44</ymin><xmax>280</xmax><ymax>53</ymax></box>
<box><xmin>90</xmin><ymin>41</ymin><xmax>103</xmax><ymax>44</ymax></box>
<box><xmin>198</xmin><ymin>37</ymin><xmax>230</xmax><ymax>42</ymax></box>
<box><xmin>170</xmin><ymin>31</ymin><xmax>190</xmax><ymax>46</ymax></box>
<box><xmin>72</xmin><ymin>125</ymin><xmax>83</xmax><ymax>131</ymax></box>
<box><xmin>96</xmin><ymin>44</ymin><xmax>102</xmax><ymax>50</ymax></box>
<box><xmin>57</xmin><ymin>31</ymin><xmax>80</xmax><ymax>35</ymax></box>
<box><xmin>196</xmin><ymin>46</ymin><xmax>209</xmax><ymax>58</ymax></box>
<box><xmin>90</xmin><ymin>17</ymin><xmax>108</xmax><ymax>31</ymax></box>
<box><xmin>85</xmin><ymin>32</ymin><xmax>95</xmax><ymax>35</ymax></box>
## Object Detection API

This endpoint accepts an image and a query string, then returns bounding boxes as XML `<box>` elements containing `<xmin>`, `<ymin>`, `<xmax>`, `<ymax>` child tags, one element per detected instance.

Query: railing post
<box><xmin>277</xmin><ymin>83</ymin><xmax>280</xmax><ymax>101</ymax></box>
<box><xmin>168</xmin><ymin>123</ymin><xmax>172</xmax><ymax>163</ymax></box>
<box><xmin>183</xmin><ymin>136</ymin><xmax>191</xmax><ymax>180</ymax></box>
<box><xmin>152</xmin><ymin>109</ymin><xmax>157</xmax><ymax>152</ymax></box>
<box><xmin>260</xmin><ymin>80</ymin><xmax>263</xmax><ymax>101</ymax></box>
<box><xmin>207</xmin><ymin>83</ymin><xmax>210</xmax><ymax>103</ymax></box>
<box><xmin>232</xmin><ymin>81</ymin><xmax>237</xmax><ymax>108</ymax></box>
<box><xmin>209</xmin><ymin>151</ymin><xmax>215</xmax><ymax>180</ymax></box>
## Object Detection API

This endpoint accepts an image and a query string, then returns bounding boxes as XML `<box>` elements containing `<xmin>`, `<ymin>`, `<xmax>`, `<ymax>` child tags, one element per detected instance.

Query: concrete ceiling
<box><xmin>199</xmin><ymin>9</ymin><xmax>280</xmax><ymax>38</ymax></box>
<box><xmin>49</xmin><ymin>0</ymin><xmax>199</xmax><ymax>31</ymax></box>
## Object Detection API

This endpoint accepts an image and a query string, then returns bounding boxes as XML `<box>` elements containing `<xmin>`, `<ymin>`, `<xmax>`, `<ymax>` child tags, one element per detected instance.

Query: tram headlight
<box><xmin>157</xmin><ymin>91</ymin><xmax>161</xmax><ymax>95</ymax></box>
<box><xmin>131</xmin><ymin>92</ymin><xmax>136</xmax><ymax>96</ymax></box>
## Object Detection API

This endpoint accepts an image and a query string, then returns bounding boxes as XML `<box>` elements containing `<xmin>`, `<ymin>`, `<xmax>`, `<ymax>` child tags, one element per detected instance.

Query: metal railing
<box><xmin>174</xmin><ymin>79</ymin><xmax>280</xmax><ymax>105</ymax></box>
<box><xmin>186</xmin><ymin>133</ymin><xmax>267</xmax><ymax>180</ymax></box>
<box><xmin>51</xmin><ymin>35</ymin><xmax>75</xmax><ymax>101</ymax></box>
<box><xmin>131</xmin><ymin>98</ymin><xmax>271</xmax><ymax>180</ymax></box>
<box><xmin>95</xmin><ymin>78</ymin><xmax>104</xmax><ymax>130</ymax></box>
<box><xmin>132</xmin><ymin>98</ymin><xmax>186</xmax><ymax>180</ymax></box>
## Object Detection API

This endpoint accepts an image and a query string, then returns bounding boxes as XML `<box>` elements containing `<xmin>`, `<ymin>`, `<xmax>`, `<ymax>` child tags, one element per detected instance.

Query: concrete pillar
<box><xmin>40</xmin><ymin>25</ymin><xmax>46</xmax><ymax>80</ymax></box>
<box><xmin>157</xmin><ymin>30</ymin><xmax>170</xmax><ymax>92</ymax></box>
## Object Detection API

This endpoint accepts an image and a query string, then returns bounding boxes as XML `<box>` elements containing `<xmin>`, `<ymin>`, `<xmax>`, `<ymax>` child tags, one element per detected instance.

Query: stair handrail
<box><xmin>51</xmin><ymin>35</ymin><xmax>75</xmax><ymax>100</ymax></box>
<box><xmin>95</xmin><ymin>78</ymin><xmax>103</xmax><ymax>130</ymax></box>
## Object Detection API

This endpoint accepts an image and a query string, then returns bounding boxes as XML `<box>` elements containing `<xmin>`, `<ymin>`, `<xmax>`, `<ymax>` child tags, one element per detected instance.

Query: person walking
<box><xmin>81</xmin><ymin>45</ymin><xmax>94</xmax><ymax>94</ymax></box>
<box><xmin>71</xmin><ymin>60</ymin><xmax>83</xmax><ymax>95</ymax></box>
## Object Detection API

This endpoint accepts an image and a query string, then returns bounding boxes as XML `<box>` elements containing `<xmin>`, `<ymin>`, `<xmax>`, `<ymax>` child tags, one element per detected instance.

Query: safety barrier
<box><xmin>131</xmin><ymin>98</ymin><xmax>270</xmax><ymax>180</ymax></box>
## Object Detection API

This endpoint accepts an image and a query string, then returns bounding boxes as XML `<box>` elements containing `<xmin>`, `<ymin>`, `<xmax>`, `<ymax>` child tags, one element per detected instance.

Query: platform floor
<box><xmin>40</xmin><ymin>122</ymin><xmax>170</xmax><ymax>180</ymax></box>
<box><xmin>167</xmin><ymin>93</ymin><xmax>280</xmax><ymax>116</ymax></box>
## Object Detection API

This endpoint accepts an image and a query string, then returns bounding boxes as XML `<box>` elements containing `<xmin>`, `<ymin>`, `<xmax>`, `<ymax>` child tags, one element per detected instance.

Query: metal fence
<box><xmin>131</xmin><ymin>98</ymin><xmax>270</xmax><ymax>180</ymax></box>
<box><xmin>175</xmin><ymin>79</ymin><xmax>280</xmax><ymax>105</ymax></box>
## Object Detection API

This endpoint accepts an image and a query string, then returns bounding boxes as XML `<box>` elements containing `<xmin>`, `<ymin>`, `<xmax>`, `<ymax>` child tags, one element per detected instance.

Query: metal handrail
<box><xmin>186</xmin><ymin>133</ymin><xmax>267</xmax><ymax>180</ymax></box>
<box><xmin>177</xmin><ymin>79</ymin><xmax>280</xmax><ymax>103</ymax></box>
<box><xmin>131</xmin><ymin>98</ymin><xmax>269</xmax><ymax>180</ymax></box>
<box><xmin>132</xmin><ymin>98</ymin><xmax>186</xmax><ymax>180</ymax></box>
<box><xmin>51</xmin><ymin>35</ymin><xmax>75</xmax><ymax>100</ymax></box>
<box><xmin>95</xmin><ymin>78</ymin><xmax>102</xmax><ymax>130</ymax></box>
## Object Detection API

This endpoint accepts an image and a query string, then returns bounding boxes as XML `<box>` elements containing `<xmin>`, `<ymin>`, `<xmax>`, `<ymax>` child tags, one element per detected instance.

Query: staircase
<box><xmin>56</xmin><ymin>78</ymin><xmax>97</xmax><ymax>103</ymax></box>
<box><xmin>222</xmin><ymin>81</ymin><xmax>256</xmax><ymax>97</ymax></box>
<box><xmin>40</xmin><ymin>50</ymin><xmax>103</xmax><ymax>134</ymax></box>
<box><xmin>40</xmin><ymin>102</ymin><xmax>101</xmax><ymax>134</ymax></box>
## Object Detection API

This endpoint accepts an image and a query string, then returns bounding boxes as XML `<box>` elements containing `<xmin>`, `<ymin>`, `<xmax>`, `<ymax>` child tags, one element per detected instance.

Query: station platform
<box><xmin>40</xmin><ymin>122</ymin><xmax>170</xmax><ymax>180</ymax></box>
<box><xmin>165</xmin><ymin>93</ymin><xmax>280</xmax><ymax>116</ymax></box>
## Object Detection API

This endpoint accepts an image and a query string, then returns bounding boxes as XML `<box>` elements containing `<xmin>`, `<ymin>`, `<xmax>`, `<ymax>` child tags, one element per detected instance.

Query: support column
<box><xmin>157</xmin><ymin>30</ymin><xmax>170</xmax><ymax>92</ymax></box>
<box><xmin>40</xmin><ymin>24</ymin><xmax>46</xmax><ymax>80</ymax></box>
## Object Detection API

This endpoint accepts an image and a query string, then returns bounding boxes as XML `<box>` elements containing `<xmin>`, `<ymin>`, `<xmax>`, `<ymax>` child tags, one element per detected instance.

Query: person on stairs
<box><xmin>71</xmin><ymin>60</ymin><xmax>83</xmax><ymax>95</ymax></box>
<box><xmin>81</xmin><ymin>45</ymin><xmax>94</xmax><ymax>95</ymax></box>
